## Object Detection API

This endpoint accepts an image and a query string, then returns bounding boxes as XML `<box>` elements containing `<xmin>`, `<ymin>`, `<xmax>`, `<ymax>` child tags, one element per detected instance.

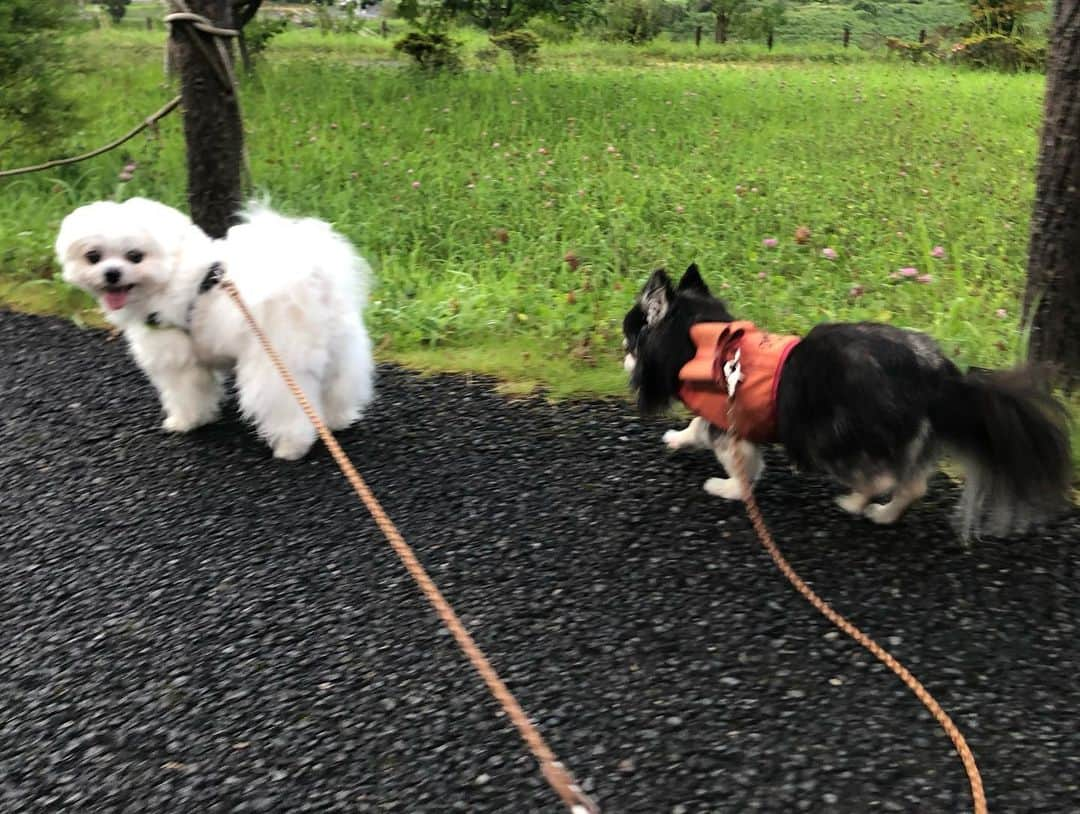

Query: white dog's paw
<box><xmin>325</xmin><ymin>409</ymin><xmax>359</xmax><ymax>433</ymax></box>
<box><xmin>703</xmin><ymin>477</ymin><xmax>744</xmax><ymax>501</ymax></box>
<box><xmin>162</xmin><ymin>416</ymin><xmax>188</xmax><ymax>433</ymax></box>
<box><xmin>835</xmin><ymin>493</ymin><xmax>869</xmax><ymax>515</ymax></box>
<box><xmin>272</xmin><ymin>437</ymin><xmax>314</xmax><ymax>461</ymax></box>
<box><xmin>162</xmin><ymin>411</ymin><xmax>218</xmax><ymax>433</ymax></box>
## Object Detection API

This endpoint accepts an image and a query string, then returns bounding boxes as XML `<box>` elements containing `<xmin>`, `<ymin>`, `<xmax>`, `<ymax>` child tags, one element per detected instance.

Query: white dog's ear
<box><xmin>641</xmin><ymin>268</ymin><xmax>674</xmax><ymax>326</ymax></box>
<box><xmin>55</xmin><ymin>206</ymin><xmax>93</xmax><ymax>262</ymax></box>
<box><xmin>54</xmin><ymin>219</ymin><xmax>75</xmax><ymax>264</ymax></box>
<box><xmin>54</xmin><ymin>209</ymin><xmax>93</xmax><ymax>282</ymax></box>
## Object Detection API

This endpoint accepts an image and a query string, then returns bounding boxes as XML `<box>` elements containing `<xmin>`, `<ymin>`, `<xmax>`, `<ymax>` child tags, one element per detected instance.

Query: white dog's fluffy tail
<box><xmin>224</xmin><ymin>204</ymin><xmax>370</xmax><ymax>309</ymax></box>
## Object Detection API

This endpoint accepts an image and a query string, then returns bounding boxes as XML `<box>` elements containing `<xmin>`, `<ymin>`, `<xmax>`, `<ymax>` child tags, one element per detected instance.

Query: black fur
<box><xmin>625</xmin><ymin>265</ymin><xmax>733</xmax><ymax>415</ymax></box>
<box><xmin>624</xmin><ymin>265</ymin><xmax>1073</xmax><ymax>540</ymax></box>
<box><xmin>928</xmin><ymin>367</ymin><xmax>1072</xmax><ymax>535</ymax></box>
<box><xmin>775</xmin><ymin>323</ymin><xmax>956</xmax><ymax>486</ymax></box>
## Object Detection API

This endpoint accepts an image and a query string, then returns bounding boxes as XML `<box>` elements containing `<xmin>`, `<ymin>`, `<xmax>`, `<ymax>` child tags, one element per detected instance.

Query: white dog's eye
<box><xmin>85</xmin><ymin>249</ymin><xmax>101</xmax><ymax>264</ymax></box>
<box><xmin>125</xmin><ymin>250</ymin><xmax>145</xmax><ymax>264</ymax></box>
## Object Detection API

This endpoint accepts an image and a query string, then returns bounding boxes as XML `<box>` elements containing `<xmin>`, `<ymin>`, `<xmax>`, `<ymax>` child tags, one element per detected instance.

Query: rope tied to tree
<box><xmin>164</xmin><ymin>1</ymin><xmax>241</xmax><ymax>96</ymax></box>
<box><xmin>164</xmin><ymin>9</ymin><xmax>240</xmax><ymax>40</ymax></box>
<box><xmin>164</xmin><ymin>0</ymin><xmax>252</xmax><ymax>194</ymax></box>
<box><xmin>0</xmin><ymin>2</ymin><xmax>250</xmax><ymax>184</ymax></box>
<box><xmin>0</xmin><ymin>96</ymin><xmax>181</xmax><ymax>180</ymax></box>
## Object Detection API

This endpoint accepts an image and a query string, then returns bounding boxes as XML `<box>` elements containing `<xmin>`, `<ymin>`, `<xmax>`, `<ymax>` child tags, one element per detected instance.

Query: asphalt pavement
<box><xmin>1</xmin><ymin>310</ymin><xmax>1077</xmax><ymax>813</ymax></box>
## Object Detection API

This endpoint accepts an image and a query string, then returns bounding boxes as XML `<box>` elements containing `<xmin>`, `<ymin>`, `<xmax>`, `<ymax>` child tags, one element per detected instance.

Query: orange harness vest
<box><xmin>677</xmin><ymin>321</ymin><xmax>801</xmax><ymax>443</ymax></box>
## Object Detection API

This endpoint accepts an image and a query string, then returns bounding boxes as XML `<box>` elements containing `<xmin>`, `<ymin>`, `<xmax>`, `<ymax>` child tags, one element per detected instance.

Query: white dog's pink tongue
<box><xmin>103</xmin><ymin>289</ymin><xmax>129</xmax><ymax>310</ymax></box>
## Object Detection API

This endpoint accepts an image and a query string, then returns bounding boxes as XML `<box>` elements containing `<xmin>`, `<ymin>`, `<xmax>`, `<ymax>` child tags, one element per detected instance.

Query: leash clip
<box><xmin>723</xmin><ymin>348</ymin><xmax>743</xmax><ymax>398</ymax></box>
<box><xmin>199</xmin><ymin>261</ymin><xmax>226</xmax><ymax>293</ymax></box>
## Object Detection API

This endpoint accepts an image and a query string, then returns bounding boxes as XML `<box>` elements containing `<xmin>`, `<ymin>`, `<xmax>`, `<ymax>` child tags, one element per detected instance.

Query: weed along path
<box><xmin>2</xmin><ymin>309</ymin><xmax>1078</xmax><ymax>813</ymax></box>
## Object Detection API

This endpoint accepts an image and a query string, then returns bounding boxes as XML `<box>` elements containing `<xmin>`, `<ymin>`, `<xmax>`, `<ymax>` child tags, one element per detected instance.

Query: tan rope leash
<box><xmin>219</xmin><ymin>280</ymin><xmax>599</xmax><ymax>814</ymax></box>
<box><xmin>224</xmin><ymin>275</ymin><xmax>985</xmax><ymax>812</ymax></box>
<box><xmin>728</xmin><ymin>438</ymin><xmax>988</xmax><ymax>814</ymax></box>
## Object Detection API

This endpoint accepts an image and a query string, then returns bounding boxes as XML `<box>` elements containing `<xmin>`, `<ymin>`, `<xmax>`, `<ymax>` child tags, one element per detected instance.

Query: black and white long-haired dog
<box><xmin>623</xmin><ymin>264</ymin><xmax>1073</xmax><ymax>540</ymax></box>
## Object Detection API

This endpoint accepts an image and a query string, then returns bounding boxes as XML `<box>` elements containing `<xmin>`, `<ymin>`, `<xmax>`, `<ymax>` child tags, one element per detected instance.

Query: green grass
<box><xmin>673</xmin><ymin>0</ymin><xmax>1050</xmax><ymax>46</ymax></box>
<box><xmin>2</xmin><ymin>26</ymin><xmax>1046</xmax><ymax>360</ymax></box>
<box><xmin>777</xmin><ymin>2</ymin><xmax>970</xmax><ymax>46</ymax></box>
<box><xmin>2</xmin><ymin>25</ymin><xmax>1074</xmax><ymax>475</ymax></box>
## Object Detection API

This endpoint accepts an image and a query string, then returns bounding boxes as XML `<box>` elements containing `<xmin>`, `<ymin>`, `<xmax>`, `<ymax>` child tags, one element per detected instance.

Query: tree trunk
<box><xmin>1024</xmin><ymin>0</ymin><xmax>1080</xmax><ymax>388</ymax></box>
<box><xmin>170</xmin><ymin>0</ymin><xmax>244</xmax><ymax>239</ymax></box>
<box><xmin>235</xmin><ymin>0</ymin><xmax>262</xmax><ymax>29</ymax></box>
<box><xmin>237</xmin><ymin>31</ymin><xmax>251</xmax><ymax>74</ymax></box>
<box><xmin>235</xmin><ymin>0</ymin><xmax>262</xmax><ymax>70</ymax></box>
<box><xmin>715</xmin><ymin>12</ymin><xmax>728</xmax><ymax>44</ymax></box>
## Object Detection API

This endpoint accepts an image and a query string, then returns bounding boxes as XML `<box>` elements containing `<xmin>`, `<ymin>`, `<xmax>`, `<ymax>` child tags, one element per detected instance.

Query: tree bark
<box><xmin>1024</xmin><ymin>0</ymin><xmax>1080</xmax><ymax>388</ymax></box>
<box><xmin>234</xmin><ymin>0</ymin><xmax>261</xmax><ymax>72</ymax></box>
<box><xmin>171</xmin><ymin>0</ymin><xmax>244</xmax><ymax>239</ymax></box>
<box><xmin>237</xmin><ymin>31</ymin><xmax>251</xmax><ymax>73</ymax></box>
<box><xmin>234</xmin><ymin>0</ymin><xmax>262</xmax><ymax>28</ymax></box>
<box><xmin>715</xmin><ymin>13</ymin><xmax>728</xmax><ymax>44</ymax></box>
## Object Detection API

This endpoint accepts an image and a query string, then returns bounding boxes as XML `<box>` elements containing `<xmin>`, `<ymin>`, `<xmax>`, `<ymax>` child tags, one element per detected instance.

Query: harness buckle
<box><xmin>199</xmin><ymin>261</ymin><xmax>225</xmax><ymax>294</ymax></box>
<box><xmin>722</xmin><ymin>348</ymin><xmax>743</xmax><ymax>398</ymax></box>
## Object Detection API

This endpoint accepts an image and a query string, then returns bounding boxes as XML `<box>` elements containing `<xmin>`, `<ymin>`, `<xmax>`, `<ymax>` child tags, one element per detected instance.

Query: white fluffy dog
<box><xmin>55</xmin><ymin>197</ymin><xmax>374</xmax><ymax>460</ymax></box>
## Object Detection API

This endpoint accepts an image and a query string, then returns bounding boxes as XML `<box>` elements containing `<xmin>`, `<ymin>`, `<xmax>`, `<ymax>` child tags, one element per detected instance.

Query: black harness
<box><xmin>145</xmin><ymin>262</ymin><xmax>224</xmax><ymax>330</ymax></box>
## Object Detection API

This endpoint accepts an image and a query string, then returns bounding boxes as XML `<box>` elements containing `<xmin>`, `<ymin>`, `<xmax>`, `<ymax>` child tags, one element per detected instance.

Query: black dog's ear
<box><xmin>641</xmin><ymin>268</ymin><xmax>674</xmax><ymax>326</ymax></box>
<box><xmin>677</xmin><ymin>263</ymin><xmax>709</xmax><ymax>294</ymax></box>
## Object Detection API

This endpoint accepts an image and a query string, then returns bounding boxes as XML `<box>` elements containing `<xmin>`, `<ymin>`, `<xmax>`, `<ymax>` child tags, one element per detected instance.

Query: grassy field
<box><xmin>95</xmin><ymin>0</ymin><xmax>1054</xmax><ymax>46</ymax></box>
<box><xmin>4</xmin><ymin>23</ymin><xmax>1075</xmax><ymax>476</ymax></box>
<box><xmin>0</xmin><ymin>27</ymin><xmax>1056</xmax><ymax>400</ymax></box>
<box><xmin>775</xmin><ymin>1</ymin><xmax>1048</xmax><ymax>46</ymax></box>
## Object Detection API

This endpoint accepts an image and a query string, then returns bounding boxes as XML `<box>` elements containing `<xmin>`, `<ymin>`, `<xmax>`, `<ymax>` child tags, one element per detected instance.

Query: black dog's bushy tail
<box><xmin>929</xmin><ymin>366</ymin><xmax>1073</xmax><ymax>539</ymax></box>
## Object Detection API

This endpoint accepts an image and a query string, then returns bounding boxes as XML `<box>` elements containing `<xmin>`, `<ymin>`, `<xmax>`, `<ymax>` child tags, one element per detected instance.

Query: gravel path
<box><xmin>2</xmin><ymin>310</ymin><xmax>1078</xmax><ymax>813</ymax></box>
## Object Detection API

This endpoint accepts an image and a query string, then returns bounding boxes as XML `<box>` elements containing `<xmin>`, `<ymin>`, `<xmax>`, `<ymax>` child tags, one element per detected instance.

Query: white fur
<box><xmin>663</xmin><ymin>416</ymin><xmax>710</xmax><ymax>451</ymax></box>
<box><xmin>863</xmin><ymin>476</ymin><xmax>929</xmax><ymax>525</ymax></box>
<box><xmin>707</xmin><ymin>434</ymin><xmax>763</xmax><ymax>500</ymax></box>
<box><xmin>55</xmin><ymin>197</ymin><xmax>375</xmax><ymax>460</ymax></box>
<box><xmin>663</xmin><ymin>417</ymin><xmax>765</xmax><ymax>501</ymax></box>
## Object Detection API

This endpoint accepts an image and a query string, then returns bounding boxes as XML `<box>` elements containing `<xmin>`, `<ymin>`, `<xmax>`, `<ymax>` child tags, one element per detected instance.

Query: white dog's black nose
<box><xmin>104</xmin><ymin>268</ymin><xmax>122</xmax><ymax>285</ymax></box>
